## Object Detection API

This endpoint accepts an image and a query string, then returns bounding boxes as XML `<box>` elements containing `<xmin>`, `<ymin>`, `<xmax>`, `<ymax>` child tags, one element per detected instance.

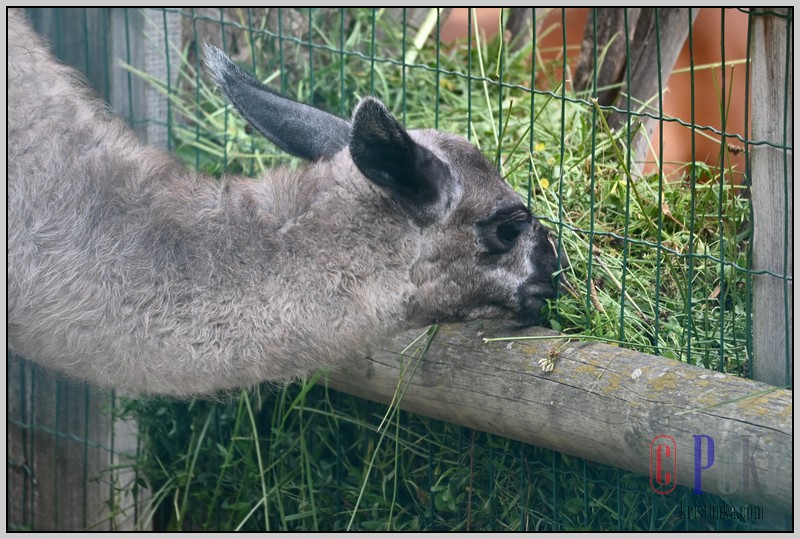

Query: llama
<box><xmin>7</xmin><ymin>9</ymin><xmax>560</xmax><ymax>396</ymax></box>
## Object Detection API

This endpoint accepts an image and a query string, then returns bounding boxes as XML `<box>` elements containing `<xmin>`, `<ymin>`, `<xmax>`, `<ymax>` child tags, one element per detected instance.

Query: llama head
<box><xmin>204</xmin><ymin>45</ymin><xmax>560</xmax><ymax>326</ymax></box>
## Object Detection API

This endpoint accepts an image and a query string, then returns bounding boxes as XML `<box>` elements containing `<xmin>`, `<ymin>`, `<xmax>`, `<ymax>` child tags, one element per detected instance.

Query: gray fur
<box><xmin>7</xmin><ymin>10</ymin><xmax>559</xmax><ymax>397</ymax></box>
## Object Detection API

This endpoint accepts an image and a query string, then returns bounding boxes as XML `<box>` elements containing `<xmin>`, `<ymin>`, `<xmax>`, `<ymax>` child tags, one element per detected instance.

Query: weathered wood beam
<box><xmin>324</xmin><ymin>321</ymin><xmax>791</xmax><ymax>514</ymax></box>
<box><xmin>750</xmin><ymin>7</ymin><xmax>793</xmax><ymax>388</ymax></box>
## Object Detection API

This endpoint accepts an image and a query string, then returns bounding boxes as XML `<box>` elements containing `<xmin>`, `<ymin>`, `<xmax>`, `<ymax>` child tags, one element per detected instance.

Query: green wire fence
<box><xmin>7</xmin><ymin>7</ymin><xmax>792</xmax><ymax>531</ymax></box>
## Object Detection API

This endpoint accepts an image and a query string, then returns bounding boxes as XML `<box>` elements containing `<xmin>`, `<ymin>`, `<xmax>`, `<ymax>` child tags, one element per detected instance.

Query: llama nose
<box><xmin>533</xmin><ymin>222</ymin><xmax>560</xmax><ymax>266</ymax></box>
<box><xmin>536</xmin><ymin>226</ymin><xmax>574</xmax><ymax>297</ymax></box>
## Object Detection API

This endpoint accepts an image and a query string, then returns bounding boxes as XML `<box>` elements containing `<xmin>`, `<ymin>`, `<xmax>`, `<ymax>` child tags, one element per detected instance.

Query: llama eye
<box><xmin>498</xmin><ymin>219</ymin><xmax>530</xmax><ymax>247</ymax></box>
<box><xmin>483</xmin><ymin>219</ymin><xmax>530</xmax><ymax>254</ymax></box>
<box><xmin>497</xmin><ymin>222</ymin><xmax>524</xmax><ymax>244</ymax></box>
<box><xmin>478</xmin><ymin>206</ymin><xmax>533</xmax><ymax>254</ymax></box>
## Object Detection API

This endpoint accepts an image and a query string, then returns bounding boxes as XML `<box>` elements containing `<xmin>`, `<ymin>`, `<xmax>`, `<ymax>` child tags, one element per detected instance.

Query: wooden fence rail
<box><xmin>325</xmin><ymin>321</ymin><xmax>792</xmax><ymax>515</ymax></box>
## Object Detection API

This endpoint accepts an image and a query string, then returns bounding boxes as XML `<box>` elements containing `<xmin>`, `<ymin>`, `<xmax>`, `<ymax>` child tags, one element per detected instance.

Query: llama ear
<box><xmin>204</xmin><ymin>44</ymin><xmax>352</xmax><ymax>161</ymax></box>
<box><xmin>349</xmin><ymin>97</ymin><xmax>449</xmax><ymax>214</ymax></box>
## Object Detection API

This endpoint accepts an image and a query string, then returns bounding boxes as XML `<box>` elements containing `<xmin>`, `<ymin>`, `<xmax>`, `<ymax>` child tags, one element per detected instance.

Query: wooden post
<box><xmin>7</xmin><ymin>8</ymin><xmax>181</xmax><ymax>531</ymax></box>
<box><xmin>7</xmin><ymin>355</ymin><xmax>122</xmax><ymax>530</ymax></box>
<box><xmin>608</xmin><ymin>8</ymin><xmax>699</xmax><ymax>170</ymax></box>
<box><xmin>750</xmin><ymin>8</ymin><xmax>793</xmax><ymax>388</ymax></box>
<box><xmin>506</xmin><ymin>8</ymin><xmax>548</xmax><ymax>52</ymax></box>
<box><xmin>324</xmin><ymin>321</ymin><xmax>792</xmax><ymax>521</ymax></box>
<box><xmin>573</xmin><ymin>8</ymin><xmax>642</xmax><ymax>107</ymax></box>
<box><xmin>108</xmin><ymin>8</ymin><xmax>183</xmax><ymax>149</ymax></box>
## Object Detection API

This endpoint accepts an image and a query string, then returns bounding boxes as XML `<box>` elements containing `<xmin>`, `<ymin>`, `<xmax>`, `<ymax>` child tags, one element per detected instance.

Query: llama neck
<box><xmin>137</xmin><ymin>160</ymin><xmax>415</xmax><ymax>374</ymax></box>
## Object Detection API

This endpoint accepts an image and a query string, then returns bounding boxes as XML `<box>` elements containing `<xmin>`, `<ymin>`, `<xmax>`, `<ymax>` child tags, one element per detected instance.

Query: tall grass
<box><xmin>114</xmin><ymin>8</ymin><xmax>756</xmax><ymax>531</ymax></box>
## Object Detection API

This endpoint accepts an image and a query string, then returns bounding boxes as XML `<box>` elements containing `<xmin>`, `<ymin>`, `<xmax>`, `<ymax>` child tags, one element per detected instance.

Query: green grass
<box><xmin>113</xmin><ymin>8</ymin><xmax>759</xmax><ymax>531</ymax></box>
